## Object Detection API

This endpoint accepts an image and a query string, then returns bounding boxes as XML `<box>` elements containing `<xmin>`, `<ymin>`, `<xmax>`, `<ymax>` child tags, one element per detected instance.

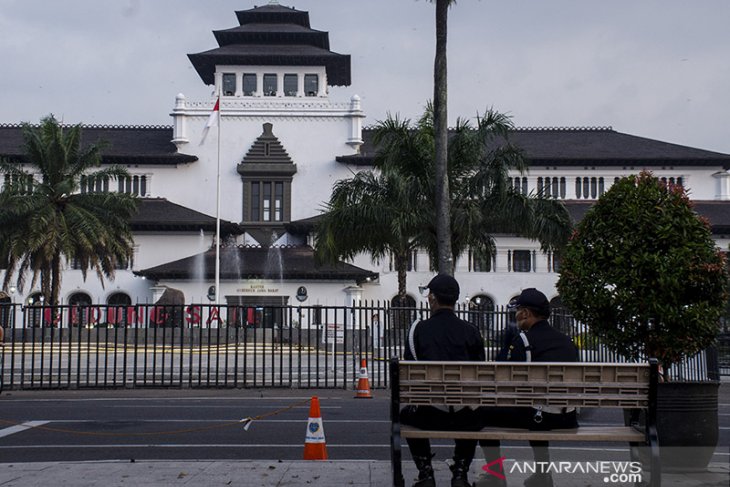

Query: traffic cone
<box><xmin>303</xmin><ymin>396</ymin><xmax>328</xmax><ymax>460</ymax></box>
<box><xmin>354</xmin><ymin>358</ymin><xmax>373</xmax><ymax>399</ymax></box>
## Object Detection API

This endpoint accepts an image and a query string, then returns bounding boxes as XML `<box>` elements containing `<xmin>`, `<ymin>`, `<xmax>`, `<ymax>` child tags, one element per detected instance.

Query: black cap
<box><xmin>425</xmin><ymin>274</ymin><xmax>460</xmax><ymax>301</ymax></box>
<box><xmin>508</xmin><ymin>288</ymin><xmax>550</xmax><ymax>317</ymax></box>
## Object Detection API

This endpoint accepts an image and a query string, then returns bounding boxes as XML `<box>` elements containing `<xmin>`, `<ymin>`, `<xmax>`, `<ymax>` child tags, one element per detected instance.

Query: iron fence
<box><xmin>0</xmin><ymin>302</ymin><xmax>725</xmax><ymax>390</ymax></box>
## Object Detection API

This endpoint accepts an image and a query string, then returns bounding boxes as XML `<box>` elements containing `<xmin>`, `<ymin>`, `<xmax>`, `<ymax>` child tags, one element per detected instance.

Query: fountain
<box><xmin>193</xmin><ymin>229</ymin><xmax>207</xmax><ymax>301</ymax></box>
<box><xmin>265</xmin><ymin>232</ymin><xmax>284</xmax><ymax>283</ymax></box>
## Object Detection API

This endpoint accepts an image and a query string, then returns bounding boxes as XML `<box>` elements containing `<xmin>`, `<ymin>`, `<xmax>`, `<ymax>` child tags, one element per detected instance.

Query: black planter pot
<box><xmin>655</xmin><ymin>381</ymin><xmax>719</xmax><ymax>471</ymax></box>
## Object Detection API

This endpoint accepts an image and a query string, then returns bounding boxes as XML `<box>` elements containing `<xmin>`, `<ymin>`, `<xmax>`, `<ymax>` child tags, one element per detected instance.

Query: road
<box><xmin>0</xmin><ymin>386</ymin><xmax>728</xmax><ymax>464</ymax></box>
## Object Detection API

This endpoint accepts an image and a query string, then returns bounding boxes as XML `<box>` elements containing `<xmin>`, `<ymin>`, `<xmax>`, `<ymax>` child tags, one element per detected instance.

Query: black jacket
<box><xmin>505</xmin><ymin>320</ymin><xmax>578</xmax><ymax>362</ymax></box>
<box><xmin>405</xmin><ymin>308</ymin><xmax>485</xmax><ymax>361</ymax></box>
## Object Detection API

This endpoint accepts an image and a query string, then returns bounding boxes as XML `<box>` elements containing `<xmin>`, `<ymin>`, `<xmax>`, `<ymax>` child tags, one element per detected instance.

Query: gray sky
<box><xmin>2</xmin><ymin>0</ymin><xmax>729</xmax><ymax>153</ymax></box>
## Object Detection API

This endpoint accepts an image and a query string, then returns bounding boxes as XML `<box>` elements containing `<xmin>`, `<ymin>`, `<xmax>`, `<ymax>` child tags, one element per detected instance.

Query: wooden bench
<box><xmin>390</xmin><ymin>359</ymin><xmax>659</xmax><ymax>487</ymax></box>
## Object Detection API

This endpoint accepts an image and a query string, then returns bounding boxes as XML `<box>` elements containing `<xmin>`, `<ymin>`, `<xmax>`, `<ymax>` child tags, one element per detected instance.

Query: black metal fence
<box><xmin>0</xmin><ymin>302</ymin><xmax>726</xmax><ymax>390</ymax></box>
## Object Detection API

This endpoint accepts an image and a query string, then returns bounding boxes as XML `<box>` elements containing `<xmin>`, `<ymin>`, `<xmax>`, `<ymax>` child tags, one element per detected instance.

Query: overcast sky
<box><xmin>2</xmin><ymin>0</ymin><xmax>729</xmax><ymax>153</ymax></box>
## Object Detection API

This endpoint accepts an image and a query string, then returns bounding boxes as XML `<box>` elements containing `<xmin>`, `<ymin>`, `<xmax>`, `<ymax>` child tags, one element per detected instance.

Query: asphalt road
<box><xmin>0</xmin><ymin>386</ymin><xmax>728</xmax><ymax>464</ymax></box>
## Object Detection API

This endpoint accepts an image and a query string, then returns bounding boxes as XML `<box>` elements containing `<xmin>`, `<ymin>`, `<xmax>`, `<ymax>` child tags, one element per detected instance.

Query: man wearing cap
<box><xmin>401</xmin><ymin>274</ymin><xmax>485</xmax><ymax>487</ymax></box>
<box><xmin>475</xmin><ymin>288</ymin><xmax>578</xmax><ymax>487</ymax></box>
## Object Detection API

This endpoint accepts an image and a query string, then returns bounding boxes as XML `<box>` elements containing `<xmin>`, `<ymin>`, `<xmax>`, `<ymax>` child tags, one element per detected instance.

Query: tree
<box><xmin>0</xmin><ymin>116</ymin><xmax>138</xmax><ymax>307</ymax></box>
<box><xmin>317</xmin><ymin>108</ymin><xmax>571</xmax><ymax>303</ymax></box>
<box><xmin>556</xmin><ymin>172</ymin><xmax>729</xmax><ymax>375</ymax></box>
<box><xmin>430</xmin><ymin>0</ymin><xmax>456</xmax><ymax>274</ymax></box>
<box><xmin>316</xmin><ymin>141</ymin><xmax>428</xmax><ymax>303</ymax></box>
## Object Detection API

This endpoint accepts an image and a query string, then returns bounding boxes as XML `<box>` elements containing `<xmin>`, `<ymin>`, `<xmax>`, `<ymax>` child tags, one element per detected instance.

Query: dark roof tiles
<box><xmin>135</xmin><ymin>245</ymin><xmax>378</xmax><ymax>282</ymax></box>
<box><xmin>337</xmin><ymin>128</ymin><xmax>730</xmax><ymax>168</ymax></box>
<box><xmin>0</xmin><ymin>124</ymin><xmax>196</xmax><ymax>166</ymax></box>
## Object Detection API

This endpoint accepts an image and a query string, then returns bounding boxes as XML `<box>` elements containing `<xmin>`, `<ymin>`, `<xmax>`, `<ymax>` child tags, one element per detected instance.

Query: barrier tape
<box><xmin>0</xmin><ymin>397</ymin><xmax>311</xmax><ymax>437</ymax></box>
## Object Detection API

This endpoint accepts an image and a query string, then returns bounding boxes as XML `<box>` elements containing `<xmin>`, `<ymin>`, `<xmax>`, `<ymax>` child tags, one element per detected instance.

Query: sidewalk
<box><xmin>0</xmin><ymin>459</ymin><xmax>728</xmax><ymax>486</ymax></box>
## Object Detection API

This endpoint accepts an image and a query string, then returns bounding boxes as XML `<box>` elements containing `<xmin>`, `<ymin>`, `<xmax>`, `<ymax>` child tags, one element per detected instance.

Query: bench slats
<box><xmin>400</xmin><ymin>425</ymin><xmax>646</xmax><ymax>442</ymax></box>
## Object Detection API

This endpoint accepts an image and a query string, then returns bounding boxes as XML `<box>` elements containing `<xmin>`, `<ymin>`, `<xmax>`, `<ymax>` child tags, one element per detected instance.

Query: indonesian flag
<box><xmin>199</xmin><ymin>97</ymin><xmax>220</xmax><ymax>145</ymax></box>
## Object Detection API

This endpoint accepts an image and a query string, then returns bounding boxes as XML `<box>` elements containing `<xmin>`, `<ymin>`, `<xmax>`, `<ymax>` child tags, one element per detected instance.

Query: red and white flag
<box><xmin>200</xmin><ymin>97</ymin><xmax>220</xmax><ymax>145</ymax></box>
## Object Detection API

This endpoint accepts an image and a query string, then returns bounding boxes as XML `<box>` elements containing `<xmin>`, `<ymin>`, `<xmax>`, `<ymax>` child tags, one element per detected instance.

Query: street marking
<box><xmin>0</xmin><ymin>421</ymin><xmax>50</xmax><ymax>439</ymax></box>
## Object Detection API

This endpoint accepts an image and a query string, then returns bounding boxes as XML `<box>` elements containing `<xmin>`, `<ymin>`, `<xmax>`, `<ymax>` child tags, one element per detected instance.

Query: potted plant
<box><xmin>557</xmin><ymin>171</ymin><xmax>728</xmax><ymax>470</ymax></box>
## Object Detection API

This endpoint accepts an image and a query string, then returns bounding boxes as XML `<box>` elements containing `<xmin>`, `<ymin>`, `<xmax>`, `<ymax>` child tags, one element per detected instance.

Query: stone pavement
<box><xmin>0</xmin><ymin>459</ymin><xmax>728</xmax><ymax>486</ymax></box>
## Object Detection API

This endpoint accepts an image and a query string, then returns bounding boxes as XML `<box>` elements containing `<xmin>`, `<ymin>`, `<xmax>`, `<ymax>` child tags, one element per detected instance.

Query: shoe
<box><xmin>524</xmin><ymin>472</ymin><xmax>553</xmax><ymax>487</ymax></box>
<box><xmin>450</xmin><ymin>457</ymin><xmax>472</xmax><ymax>487</ymax></box>
<box><xmin>412</xmin><ymin>455</ymin><xmax>436</xmax><ymax>487</ymax></box>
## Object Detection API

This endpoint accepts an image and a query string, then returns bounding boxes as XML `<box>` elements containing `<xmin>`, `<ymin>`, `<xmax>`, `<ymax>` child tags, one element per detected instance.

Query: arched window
<box><xmin>69</xmin><ymin>292</ymin><xmax>92</xmax><ymax>328</ymax></box>
<box><xmin>390</xmin><ymin>295</ymin><xmax>417</xmax><ymax>330</ymax></box>
<box><xmin>106</xmin><ymin>292</ymin><xmax>132</xmax><ymax>328</ymax></box>
<box><xmin>0</xmin><ymin>292</ymin><xmax>12</xmax><ymax>328</ymax></box>
<box><xmin>26</xmin><ymin>292</ymin><xmax>44</xmax><ymax>328</ymax></box>
<box><xmin>468</xmin><ymin>295</ymin><xmax>495</xmax><ymax>334</ymax></box>
<box><xmin>549</xmin><ymin>297</ymin><xmax>573</xmax><ymax>336</ymax></box>
<box><xmin>107</xmin><ymin>292</ymin><xmax>131</xmax><ymax>306</ymax></box>
<box><xmin>69</xmin><ymin>292</ymin><xmax>92</xmax><ymax>307</ymax></box>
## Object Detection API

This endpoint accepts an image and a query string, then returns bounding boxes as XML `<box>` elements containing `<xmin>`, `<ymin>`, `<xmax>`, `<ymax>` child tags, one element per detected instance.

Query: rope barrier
<box><xmin>0</xmin><ymin>397</ymin><xmax>311</xmax><ymax>437</ymax></box>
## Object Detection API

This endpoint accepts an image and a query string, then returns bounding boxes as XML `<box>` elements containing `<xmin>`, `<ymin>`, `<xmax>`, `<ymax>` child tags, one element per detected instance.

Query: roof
<box><xmin>0</xmin><ymin>124</ymin><xmax>197</xmax><ymax>166</ymax></box>
<box><xmin>337</xmin><ymin>127</ymin><xmax>730</xmax><ymax>169</ymax></box>
<box><xmin>564</xmin><ymin>199</ymin><xmax>730</xmax><ymax>235</ymax></box>
<box><xmin>135</xmin><ymin>245</ymin><xmax>378</xmax><ymax>283</ymax></box>
<box><xmin>132</xmin><ymin>198</ymin><xmax>241</xmax><ymax>234</ymax></box>
<box><xmin>189</xmin><ymin>5</ymin><xmax>350</xmax><ymax>87</ymax></box>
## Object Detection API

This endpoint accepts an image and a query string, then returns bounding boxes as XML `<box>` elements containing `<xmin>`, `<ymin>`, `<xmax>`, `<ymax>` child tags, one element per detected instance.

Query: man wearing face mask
<box><xmin>476</xmin><ymin>288</ymin><xmax>578</xmax><ymax>487</ymax></box>
<box><xmin>401</xmin><ymin>274</ymin><xmax>485</xmax><ymax>487</ymax></box>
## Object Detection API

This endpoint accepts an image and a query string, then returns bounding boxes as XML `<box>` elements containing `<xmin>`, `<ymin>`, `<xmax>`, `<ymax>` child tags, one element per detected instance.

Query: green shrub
<box><xmin>557</xmin><ymin>171</ymin><xmax>728</xmax><ymax>371</ymax></box>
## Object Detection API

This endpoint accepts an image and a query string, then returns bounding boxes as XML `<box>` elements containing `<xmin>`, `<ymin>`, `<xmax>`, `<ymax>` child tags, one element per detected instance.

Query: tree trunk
<box><xmin>395</xmin><ymin>252</ymin><xmax>409</xmax><ymax>304</ymax></box>
<box><xmin>433</xmin><ymin>0</ymin><xmax>453</xmax><ymax>275</ymax></box>
<box><xmin>51</xmin><ymin>254</ymin><xmax>61</xmax><ymax>308</ymax></box>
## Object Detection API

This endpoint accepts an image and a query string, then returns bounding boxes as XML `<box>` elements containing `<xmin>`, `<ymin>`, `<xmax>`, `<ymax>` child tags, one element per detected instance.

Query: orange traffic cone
<box><xmin>303</xmin><ymin>396</ymin><xmax>328</xmax><ymax>460</ymax></box>
<box><xmin>354</xmin><ymin>358</ymin><xmax>373</xmax><ymax>399</ymax></box>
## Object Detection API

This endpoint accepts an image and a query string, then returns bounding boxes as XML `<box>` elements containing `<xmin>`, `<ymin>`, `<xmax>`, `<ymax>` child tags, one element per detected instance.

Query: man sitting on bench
<box><xmin>402</xmin><ymin>274</ymin><xmax>486</xmax><ymax>487</ymax></box>
<box><xmin>476</xmin><ymin>288</ymin><xmax>579</xmax><ymax>487</ymax></box>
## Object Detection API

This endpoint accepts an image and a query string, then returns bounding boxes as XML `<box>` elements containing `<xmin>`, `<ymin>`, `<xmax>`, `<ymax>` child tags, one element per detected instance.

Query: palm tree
<box><xmin>0</xmin><ymin>115</ymin><xmax>138</xmax><ymax>307</ymax></box>
<box><xmin>431</xmin><ymin>0</ymin><xmax>456</xmax><ymax>274</ymax></box>
<box><xmin>316</xmin><ymin>107</ymin><xmax>571</xmax><ymax>303</ymax></box>
<box><xmin>379</xmin><ymin>106</ymin><xmax>571</xmax><ymax>269</ymax></box>
<box><xmin>316</xmin><ymin>135</ymin><xmax>429</xmax><ymax>303</ymax></box>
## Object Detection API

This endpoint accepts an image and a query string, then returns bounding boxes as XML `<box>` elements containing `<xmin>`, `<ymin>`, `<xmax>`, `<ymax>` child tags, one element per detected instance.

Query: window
<box><xmin>304</xmin><ymin>74</ymin><xmax>318</xmax><ymax>96</ymax></box>
<box><xmin>248</xmin><ymin>181</ymin><xmax>286</xmax><ymax>223</ymax></box>
<box><xmin>251</xmin><ymin>182</ymin><xmax>260</xmax><ymax>221</ymax></box>
<box><xmin>274</xmin><ymin>182</ymin><xmax>283</xmax><ymax>221</ymax></box>
<box><xmin>263</xmin><ymin>74</ymin><xmax>277</xmax><ymax>96</ymax></box>
<box><xmin>513</xmin><ymin>177</ymin><xmax>528</xmax><ymax>195</ymax></box>
<box><xmin>222</xmin><ymin>73</ymin><xmax>236</xmax><ymax>96</ymax></box>
<box><xmin>262</xmin><ymin>183</ymin><xmax>271</xmax><ymax>221</ymax></box>
<box><xmin>549</xmin><ymin>251</ymin><xmax>562</xmax><ymax>272</ymax></box>
<box><xmin>470</xmin><ymin>250</ymin><xmax>492</xmax><ymax>272</ymax></box>
<box><xmin>118</xmin><ymin>175</ymin><xmax>148</xmax><ymax>196</ymax></box>
<box><xmin>512</xmin><ymin>250</ymin><xmax>532</xmax><ymax>272</ymax></box>
<box><xmin>107</xmin><ymin>292</ymin><xmax>132</xmax><ymax>306</ymax></box>
<box><xmin>575</xmin><ymin>177</ymin><xmax>604</xmax><ymax>199</ymax></box>
<box><xmin>243</xmin><ymin>73</ymin><xmax>257</xmax><ymax>96</ymax></box>
<box><xmin>69</xmin><ymin>292</ymin><xmax>92</xmax><ymax>307</ymax></box>
<box><xmin>81</xmin><ymin>175</ymin><xmax>109</xmax><ymax>194</ymax></box>
<box><xmin>390</xmin><ymin>295</ymin><xmax>416</xmax><ymax>330</ymax></box>
<box><xmin>284</xmin><ymin>74</ymin><xmax>298</xmax><ymax>96</ymax></box>
<box><xmin>469</xmin><ymin>295</ymin><xmax>495</xmax><ymax>333</ymax></box>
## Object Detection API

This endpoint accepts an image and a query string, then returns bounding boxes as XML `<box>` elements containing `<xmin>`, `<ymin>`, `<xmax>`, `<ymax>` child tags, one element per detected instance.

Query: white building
<box><xmin>1</xmin><ymin>4</ymin><xmax>729</xmax><ymax>321</ymax></box>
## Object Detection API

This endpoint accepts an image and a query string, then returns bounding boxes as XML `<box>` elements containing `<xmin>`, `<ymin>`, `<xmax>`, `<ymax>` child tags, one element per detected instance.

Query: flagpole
<box><xmin>214</xmin><ymin>95</ymin><xmax>222</xmax><ymax>307</ymax></box>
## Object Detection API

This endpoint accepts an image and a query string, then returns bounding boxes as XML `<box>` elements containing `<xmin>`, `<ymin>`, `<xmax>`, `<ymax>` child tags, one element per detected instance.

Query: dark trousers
<box><xmin>477</xmin><ymin>406</ymin><xmax>578</xmax><ymax>462</ymax></box>
<box><xmin>400</xmin><ymin>405</ymin><xmax>480</xmax><ymax>462</ymax></box>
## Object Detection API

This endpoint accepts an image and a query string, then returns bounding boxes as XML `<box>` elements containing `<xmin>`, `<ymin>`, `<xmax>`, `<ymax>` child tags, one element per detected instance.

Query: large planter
<box><xmin>628</xmin><ymin>381</ymin><xmax>719</xmax><ymax>472</ymax></box>
<box><xmin>655</xmin><ymin>381</ymin><xmax>719</xmax><ymax>471</ymax></box>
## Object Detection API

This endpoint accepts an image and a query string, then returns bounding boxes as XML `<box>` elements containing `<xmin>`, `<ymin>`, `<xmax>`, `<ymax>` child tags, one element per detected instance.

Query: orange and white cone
<box><xmin>303</xmin><ymin>396</ymin><xmax>328</xmax><ymax>460</ymax></box>
<box><xmin>354</xmin><ymin>358</ymin><xmax>373</xmax><ymax>399</ymax></box>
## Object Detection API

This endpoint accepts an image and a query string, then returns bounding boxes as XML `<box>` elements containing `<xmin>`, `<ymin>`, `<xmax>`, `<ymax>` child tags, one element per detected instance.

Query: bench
<box><xmin>390</xmin><ymin>358</ymin><xmax>659</xmax><ymax>487</ymax></box>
